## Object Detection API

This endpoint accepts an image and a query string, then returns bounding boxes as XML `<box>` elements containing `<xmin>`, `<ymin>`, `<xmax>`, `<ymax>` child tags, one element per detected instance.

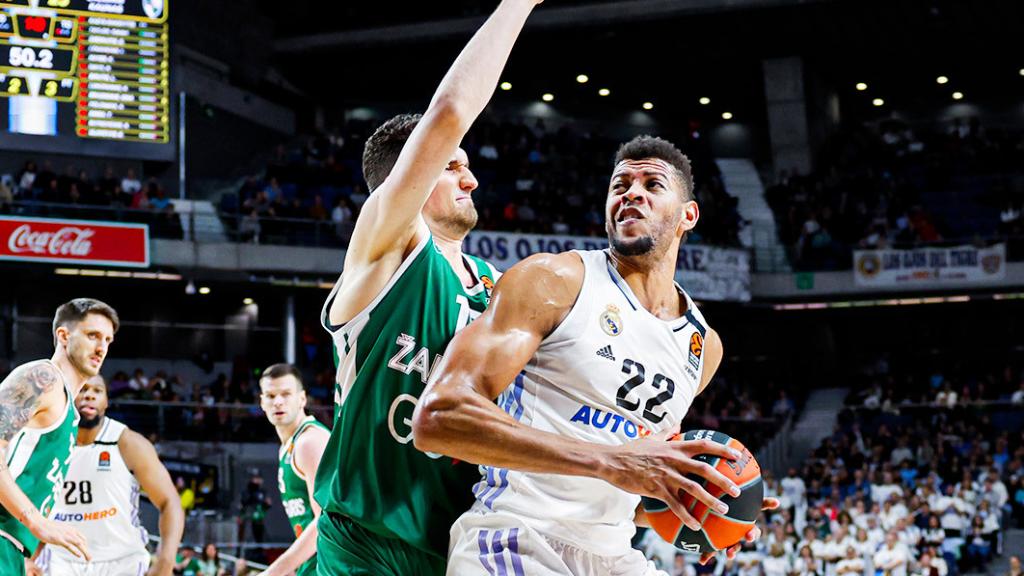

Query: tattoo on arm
<box><xmin>0</xmin><ymin>363</ymin><xmax>60</xmax><ymax>444</ymax></box>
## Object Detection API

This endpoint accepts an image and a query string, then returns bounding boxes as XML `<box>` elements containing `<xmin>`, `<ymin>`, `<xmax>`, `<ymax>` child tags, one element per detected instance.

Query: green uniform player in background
<box><xmin>258</xmin><ymin>364</ymin><xmax>330</xmax><ymax>576</ymax></box>
<box><xmin>313</xmin><ymin>2</ymin><xmax>546</xmax><ymax>573</ymax></box>
<box><xmin>0</xmin><ymin>299</ymin><xmax>120</xmax><ymax>576</ymax></box>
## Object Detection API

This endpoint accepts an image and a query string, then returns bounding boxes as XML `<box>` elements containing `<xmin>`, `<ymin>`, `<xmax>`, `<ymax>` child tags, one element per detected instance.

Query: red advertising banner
<box><xmin>0</xmin><ymin>216</ymin><xmax>149</xmax><ymax>268</ymax></box>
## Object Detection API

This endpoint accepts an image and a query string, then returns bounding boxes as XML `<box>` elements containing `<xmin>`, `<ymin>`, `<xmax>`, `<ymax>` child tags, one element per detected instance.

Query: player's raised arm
<box><xmin>342</xmin><ymin>0</ymin><xmax>542</xmax><ymax>267</ymax></box>
<box><xmin>119</xmin><ymin>429</ymin><xmax>183</xmax><ymax>576</ymax></box>
<box><xmin>0</xmin><ymin>362</ymin><xmax>90</xmax><ymax>561</ymax></box>
<box><xmin>412</xmin><ymin>254</ymin><xmax>743</xmax><ymax>531</ymax></box>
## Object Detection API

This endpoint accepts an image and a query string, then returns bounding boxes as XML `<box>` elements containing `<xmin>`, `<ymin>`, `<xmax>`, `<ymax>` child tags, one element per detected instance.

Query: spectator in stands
<box><xmin>308</xmin><ymin>194</ymin><xmax>328</xmax><ymax>221</ymax></box>
<box><xmin>176</xmin><ymin>476</ymin><xmax>195</xmax><ymax>513</ymax></box>
<box><xmin>129</xmin><ymin>367</ymin><xmax>148</xmax><ymax>394</ymax></box>
<box><xmin>17</xmin><ymin>160</ymin><xmax>36</xmax><ymax>196</ymax></box>
<box><xmin>197</xmin><ymin>543</ymin><xmax>226</xmax><ymax>576</ymax></box>
<box><xmin>174</xmin><ymin>547</ymin><xmax>201</xmax><ymax>576</ymax></box>
<box><xmin>874</xmin><ymin>531</ymin><xmax>912</xmax><ymax>576</ymax></box>
<box><xmin>792</xmin><ymin>545</ymin><xmax>821</xmax><ymax>576</ymax></box>
<box><xmin>239</xmin><ymin>471</ymin><xmax>271</xmax><ymax>562</ymax></box>
<box><xmin>131</xmin><ymin>185</ymin><xmax>151</xmax><ymax>210</ymax></box>
<box><xmin>964</xmin><ymin>517</ymin><xmax>991</xmax><ymax>571</ymax></box>
<box><xmin>1007</xmin><ymin>555</ymin><xmax>1021</xmax><ymax>576</ymax></box>
<box><xmin>122</xmin><ymin>168</ymin><xmax>142</xmax><ymax>195</ymax></box>
<box><xmin>1011</xmin><ymin>382</ymin><xmax>1024</xmax><ymax>405</ymax></box>
<box><xmin>150</xmin><ymin>182</ymin><xmax>171</xmax><ymax>211</ymax></box>
<box><xmin>239</xmin><ymin>209</ymin><xmax>261</xmax><ymax>244</ymax></box>
<box><xmin>0</xmin><ymin>176</ymin><xmax>12</xmax><ymax>211</ymax></box>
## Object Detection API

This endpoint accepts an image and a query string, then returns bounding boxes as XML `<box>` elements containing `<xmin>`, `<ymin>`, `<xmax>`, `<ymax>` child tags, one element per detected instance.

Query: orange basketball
<box><xmin>641</xmin><ymin>429</ymin><xmax>763</xmax><ymax>555</ymax></box>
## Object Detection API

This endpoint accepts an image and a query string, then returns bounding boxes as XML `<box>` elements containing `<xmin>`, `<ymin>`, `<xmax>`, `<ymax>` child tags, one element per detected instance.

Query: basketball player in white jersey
<box><xmin>257</xmin><ymin>364</ymin><xmax>329</xmax><ymax>576</ymax></box>
<box><xmin>414</xmin><ymin>136</ymin><xmax>776</xmax><ymax>574</ymax></box>
<box><xmin>34</xmin><ymin>375</ymin><xmax>183</xmax><ymax>576</ymax></box>
<box><xmin>1</xmin><ymin>299</ymin><xmax>120</xmax><ymax>576</ymax></box>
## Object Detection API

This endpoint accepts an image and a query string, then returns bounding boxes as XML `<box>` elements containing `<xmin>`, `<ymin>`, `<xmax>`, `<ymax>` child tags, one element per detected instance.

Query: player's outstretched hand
<box><xmin>605</xmin><ymin>432</ymin><xmax>742</xmax><ymax>532</ymax></box>
<box><xmin>698</xmin><ymin>497</ymin><xmax>780</xmax><ymax>565</ymax></box>
<box><xmin>29</xmin><ymin>516</ymin><xmax>91</xmax><ymax>562</ymax></box>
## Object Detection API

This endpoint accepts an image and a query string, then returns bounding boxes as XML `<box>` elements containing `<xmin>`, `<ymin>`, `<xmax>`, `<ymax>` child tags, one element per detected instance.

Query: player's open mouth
<box><xmin>80</xmin><ymin>406</ymin><xmax>96</xmax><ymax>415</ymax></box>
<box><xmin>616</xmin><ymin>207</ymin><xmax>645</xmax><ymax>225</ymax></box>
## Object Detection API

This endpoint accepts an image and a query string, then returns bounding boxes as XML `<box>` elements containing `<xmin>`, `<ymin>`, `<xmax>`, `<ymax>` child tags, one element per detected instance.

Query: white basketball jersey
<box><xmin>49</xmin><ymin>418</ymin><xmax>149</xmax><ymax>563</ymax></box>
<box><xmin>473</xmin><ymin>249</ymin><xmax>710</xmax><ymax>555</ymax></box>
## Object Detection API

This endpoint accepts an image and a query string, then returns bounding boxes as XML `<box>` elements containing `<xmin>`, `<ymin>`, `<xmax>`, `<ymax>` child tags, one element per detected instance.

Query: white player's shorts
<box><xmin>38</xmin><ymin>548</ymin><xmax>150</xmax><ymax>576</ymax></box>
<box><xmin>448</xmin><ymin>506</ymin><xmax>668</xmax><ymax>576</ymax></box>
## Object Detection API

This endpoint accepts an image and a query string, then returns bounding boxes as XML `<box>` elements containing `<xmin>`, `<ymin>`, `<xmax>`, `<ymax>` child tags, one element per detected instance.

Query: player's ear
<box><xmin>55</xmin><ymin>325</ymin><xmax>71</xmax><ymax>347</ymax></box>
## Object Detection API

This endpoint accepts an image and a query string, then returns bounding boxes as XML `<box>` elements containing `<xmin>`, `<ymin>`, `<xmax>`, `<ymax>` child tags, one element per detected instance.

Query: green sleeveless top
<box><xmin>315</xmin><ymin>234</ymin><xmax>499</xmax><ymax>558</ymax></box>
<box><xmin>278</xmin><ymin>415</ymin><xmax>329</xmax><ymax>537</ymax></box>
<box><xmin>0</xmin><ymin>360</ymin><xmax>78</xmax><ymax>556</ymax></box>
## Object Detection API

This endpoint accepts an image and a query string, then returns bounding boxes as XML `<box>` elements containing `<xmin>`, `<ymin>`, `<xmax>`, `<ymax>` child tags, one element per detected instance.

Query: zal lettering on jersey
<box><xmin>568</xmin><ymin>403</ymin><xmax>652</xmax><ymax>439</ymax></box>
<box><xmin>386</xmin><ymin>331</ymin><xmax>476</xmax><ymax>459</ymax></box>
<box><xmin>52</xmin><ymin>507</ymin><xmax>118</xmax><ymax>522</ymax></box>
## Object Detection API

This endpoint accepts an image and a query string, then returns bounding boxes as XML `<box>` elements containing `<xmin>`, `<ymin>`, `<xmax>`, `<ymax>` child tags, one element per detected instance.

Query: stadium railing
<box><xmin>107</xmin><ymin>399</ymin><xmax>333</xmax><ymax>442</ymax></box>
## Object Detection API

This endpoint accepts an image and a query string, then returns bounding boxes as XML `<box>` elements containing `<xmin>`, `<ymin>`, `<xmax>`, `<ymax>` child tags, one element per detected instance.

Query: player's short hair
<box><xmin>52</xmin><ymin>298</ymin><xmax>120</xmax><ymax>345</ymax></box>
<box><xmin>260</xmin><ymin>363</ymin><xmax>304</xmax><ymax>391</ymax></box>
<box><xmin>613</xmin><ymin>135</ymin><xmax>695</xmax><ymax>201</ymax></box>
<box><xmin>362</xmin><ymin>113</ymin><xmax>422</xmax><ymax>192</ymax></box>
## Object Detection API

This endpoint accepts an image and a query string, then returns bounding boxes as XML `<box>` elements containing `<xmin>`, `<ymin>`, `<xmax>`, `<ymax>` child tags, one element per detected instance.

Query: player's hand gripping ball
<box><xmin>641</xmin><ymin>429</ymin><xmax>763</xmax><ymax>555</ymax></box>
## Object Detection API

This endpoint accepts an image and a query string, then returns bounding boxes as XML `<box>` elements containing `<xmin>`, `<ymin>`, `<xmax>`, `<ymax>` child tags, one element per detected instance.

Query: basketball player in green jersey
<box><xmin>257</xmin><ymin>364</ymin><xmax>329</xmax><ymax>576</ymax></box>
<box><xmin>0</xmin><ymin>298</ymin><xmax>119</xmax><ymax>576</ymax></box>
<box><xmin>314</xmin><ymin>1</ymin><xmax>544</xmax><ymax>573</ymax></box>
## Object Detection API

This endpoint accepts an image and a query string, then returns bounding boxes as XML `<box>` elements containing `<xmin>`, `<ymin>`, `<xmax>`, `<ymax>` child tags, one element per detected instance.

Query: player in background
<box><xmin>34</xmin><ymin>375</ymin><xmax>184</xmax><ymax>576</ymax></box>
<box><xmin>313</xmin><ymin>1</ymin><xmax>544</xmax><ymax>574</ymax></box>
<box><xmin>414</xmin><ymin>137</ymin><xmax>777</xmax><ymax>574</ymax></box>
<box><xmin>0</xmin><ymin>298</ymin><xmax>119</xmax><ymax>576</ymax></box>
<box><xmin>257</xmin><ymin>364</ymin><xmax>329</xmax><ymax>576</ymax></box>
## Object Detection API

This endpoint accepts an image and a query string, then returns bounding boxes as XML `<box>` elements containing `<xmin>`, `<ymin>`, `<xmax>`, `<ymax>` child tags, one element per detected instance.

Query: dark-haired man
<box><xmin>414</xmin><ymin>136</ymin><xmax>776</xmax><ymax>574</ymax></box>
<box><xmin>35</xmin><ymin>375</ymin><xmax>183</xmax><ymax>576</ymax></box>
<box><xmin>0</xmin><ymin>298</ymin><xmax>119</xmax><ymax>575</ymax></box>
<box><xmin>257</xmin><ymin>364</ymin><xmax>328</xmax><ymax>576</ymax></box>
<box><xmin>313</xmin><ymin>1</ymin><xmax>543</xmax><ymax>573</ymax></box>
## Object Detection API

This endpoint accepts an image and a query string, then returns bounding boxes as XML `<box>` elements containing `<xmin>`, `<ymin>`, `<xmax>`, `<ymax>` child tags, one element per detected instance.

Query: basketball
<box><xmin>641</xmin><ymin>429</ymin><xmax>763</xmax><ymax>555</ymax></box>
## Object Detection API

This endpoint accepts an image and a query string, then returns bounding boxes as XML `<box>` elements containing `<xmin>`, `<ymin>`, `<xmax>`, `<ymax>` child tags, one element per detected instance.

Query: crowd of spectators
<box><xmin>1</xmin><ymin>160</ymin><xmax>184</xmax><ymax>239</ymax></box>
<box><xmin>103</xmin><ymin>364</ymin><xmax>332</xmax><ymax>443</ymax></box>
<box><xmin>765</xmin><ymin>117</ymin><xmax>1024</xmax><ymax>270</ymax></box>
<box><xmin>637</xmin><ymin>352</ymin><xmax>1024</xmax><ymax>575</ymax></box>
<box><xmin>219</xmin><ymin>116</ymin><xmax>747</xmax><ymax>248</ymax></box>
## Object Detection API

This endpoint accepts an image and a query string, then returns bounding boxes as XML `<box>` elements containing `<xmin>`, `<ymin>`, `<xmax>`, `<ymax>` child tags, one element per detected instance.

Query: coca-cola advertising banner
<box><xmin>0</xmin><ymin>217</ymin><xmax>150</xmax><ymax>268</ymax></box>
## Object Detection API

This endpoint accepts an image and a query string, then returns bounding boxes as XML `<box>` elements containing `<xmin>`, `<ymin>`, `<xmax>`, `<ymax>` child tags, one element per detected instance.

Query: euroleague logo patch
<box><xmin>688</xmin><ymin>332</ymin><xmax>703</xmax><ymax>370</ymax></box>
<box><xmin>481</xmin><ymin>275</ymin><xmax>495</xmax><ymax>293</ymax></box>
<box><xmin>599</xmin><ymin>304</ymin><xmax>623</xmax><ymax>336</ymax></box>
<box><xmin>98</xmin><ymin>451</ymin><xmax>111</xmax><ymax>471</ymax></box>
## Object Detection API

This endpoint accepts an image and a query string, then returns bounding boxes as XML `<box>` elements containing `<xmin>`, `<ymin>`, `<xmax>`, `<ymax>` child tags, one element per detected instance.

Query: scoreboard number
<box><xmin>1</xmin><ymin>73</ymin><xmax>24</xmax><ymax>96</ymax></box>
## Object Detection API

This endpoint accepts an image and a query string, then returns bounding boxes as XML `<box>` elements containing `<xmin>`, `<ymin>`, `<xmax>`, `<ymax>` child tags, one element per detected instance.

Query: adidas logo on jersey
<box><xmin>596</xmin><ymin>345</ymin><xmax>615</xmax><ymax>361</ymax></box>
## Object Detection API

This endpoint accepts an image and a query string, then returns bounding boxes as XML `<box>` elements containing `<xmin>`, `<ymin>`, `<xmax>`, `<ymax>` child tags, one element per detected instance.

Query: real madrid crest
<box><xmin>599</xmin><ymin>304</ymin><xmax>623</xmax><ymax>336</ymax></box>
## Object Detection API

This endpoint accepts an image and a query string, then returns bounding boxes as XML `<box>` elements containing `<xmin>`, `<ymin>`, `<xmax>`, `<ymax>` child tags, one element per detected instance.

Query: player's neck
<box><xmin>275</xmin><ymin>414</ymin><xmax>306</xmax><ymax>444</ymax></box>
<box><xmin>77</xmin><ymin>416</ymin><xmax>105</xmax><ymax>445</ymax></box>
<box><xmin>49</xmin><ymin>349</ymin><xmax>88</xmax><ymax>395</ymax></box>
<box><xmin>432</xmin><ymin>233</ymin><xmax>476</xmax><ymax>288</ymax></box>
<box><xmin>609</xmin><ymin>248</ymin><xmax>685</xmax><ymax>319</ymax></box>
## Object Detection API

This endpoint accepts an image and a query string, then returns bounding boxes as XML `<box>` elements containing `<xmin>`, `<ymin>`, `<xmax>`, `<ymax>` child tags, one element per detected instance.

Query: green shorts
<box><xmin>315</xmin><ymin>512</ymin><xmax>445</xmax><ymax>576</ymax></box>
<box><xmin>0</xmin><ymin>538</ymin><xmax>26</xmax><ymax>576</ymax></box>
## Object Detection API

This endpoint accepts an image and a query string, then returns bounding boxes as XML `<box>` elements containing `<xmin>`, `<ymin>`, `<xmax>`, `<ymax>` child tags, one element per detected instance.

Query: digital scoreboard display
<box><xmin>0</xmin><ymin>0</ymin><xmax>171</xmax><ymax>160</ymax></box>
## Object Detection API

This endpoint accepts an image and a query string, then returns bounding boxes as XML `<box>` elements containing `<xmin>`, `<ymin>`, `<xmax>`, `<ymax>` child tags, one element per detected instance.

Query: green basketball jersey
<box><xmin>0</xmin><ymin>360</ymin><xmax>78</xmax><ymax>556</ymax></box>
<box><xmin>279</xmin><ymin>415</ymin><xmax>329</xmax><ymax>538</ymax></box>
<box><xmin>315</xmin><ymin>234</ymin><xmax>499</xmax><ymax>559</ymax></box>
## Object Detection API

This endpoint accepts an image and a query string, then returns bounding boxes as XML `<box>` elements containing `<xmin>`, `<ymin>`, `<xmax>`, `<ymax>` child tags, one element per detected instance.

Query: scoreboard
<box><xmin>0</xmin><ymin>0</ymin><xmax>171</xmax><ymax>159</ymax></box>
